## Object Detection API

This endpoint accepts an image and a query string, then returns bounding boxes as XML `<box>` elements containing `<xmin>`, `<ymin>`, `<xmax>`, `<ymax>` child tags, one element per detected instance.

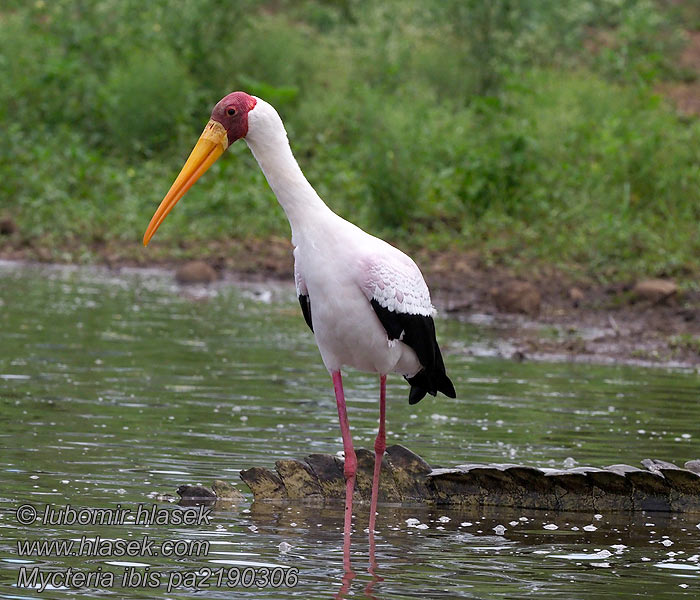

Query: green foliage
<box><xmin>1</xmin><ymin>0</ymin><xmax>699</xmax><ymax>281</ymax></box>
<box><xmin>237</xmin><ymin>76</ymin><xmax>299</xmax><ymax>110</ymax></box>
<box><xmin>99</xmin><ymin>48</ymin><xmax>196</xmax><ymax>154</ymax></box>
<box><xmin>669</xmin><ymin>334</ymin><xmax>700</xmax><ymax>355</ymax></box>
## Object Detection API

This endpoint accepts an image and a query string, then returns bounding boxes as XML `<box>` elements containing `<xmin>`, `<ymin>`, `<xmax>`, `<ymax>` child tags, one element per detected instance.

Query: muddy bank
<box><xmin>424</xmin><ymin>248</ymin><xmax>700</xmax><ymax>368</ymax></box>
<box><xmin>427</xmin><ymin>247</ymin><xmax>700</xmax><ymax>366</ymax></box>
<box><xmin>1</xmin><ymin>235</ymin><xmax>698</xmax><ymax>368</ymax></box>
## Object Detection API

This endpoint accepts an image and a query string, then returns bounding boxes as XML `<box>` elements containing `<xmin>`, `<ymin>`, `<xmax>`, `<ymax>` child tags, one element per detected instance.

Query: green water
<box><xmin>1</xmin><ymin>261</ymin><xmax>699</xmax><ymax>599</ymax></box>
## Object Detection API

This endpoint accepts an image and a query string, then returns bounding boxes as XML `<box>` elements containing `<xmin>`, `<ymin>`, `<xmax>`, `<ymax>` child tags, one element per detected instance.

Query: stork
<box><xmin>143</xmin><ymin>91</ymin><xmax>456</xmax><ymax>566</ymax></box>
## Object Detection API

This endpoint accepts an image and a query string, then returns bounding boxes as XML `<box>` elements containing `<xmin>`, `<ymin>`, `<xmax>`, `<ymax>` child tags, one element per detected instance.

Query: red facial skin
<box><xmin>210</xmin><ymin>92</ymin><xmax>257</xmax><ymax>147</ymax></box>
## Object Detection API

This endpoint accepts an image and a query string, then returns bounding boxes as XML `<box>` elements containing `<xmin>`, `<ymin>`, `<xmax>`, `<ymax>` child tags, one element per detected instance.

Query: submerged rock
<box><xmin>175</xmin><ymin>480</ymin><xmax>243</xmax><ymax>506</ymax></box>
<box><xmin>212</xmin><ymin>479</ymin><xmax>245</xmax><ymax>502</ymax></box>
<box><xmin>238</xmin><ymin>467</ymin><xmax>288</xmax><ymax>500</ymax></box>
<box><xmin>239</xmin><ymin>447</ymin><xmax>700</xmax><ymax>513</ymax></box>
<box><xmin>177</xmin><ymin>485</ymin><xmax>217</xmax><ymax>506</ymax></box>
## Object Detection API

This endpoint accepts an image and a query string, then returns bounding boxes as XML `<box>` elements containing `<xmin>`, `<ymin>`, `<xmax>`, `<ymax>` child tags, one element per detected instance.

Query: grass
<box><xmin>669</xmin><ymin>334</ymin><xmax>700</xmax><ymax>356</ymax></box>
<box><xmin>1</xmin><ymin>0</ymin><xmax>699</xmax><ymax>283</ymax></box>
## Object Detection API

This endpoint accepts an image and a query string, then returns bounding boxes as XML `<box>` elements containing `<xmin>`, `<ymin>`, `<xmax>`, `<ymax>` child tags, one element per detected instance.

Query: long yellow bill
<box><xmin>143</xmin><ymin>120</ymin><xmax>229</xmax><ymax>246</ymax></box>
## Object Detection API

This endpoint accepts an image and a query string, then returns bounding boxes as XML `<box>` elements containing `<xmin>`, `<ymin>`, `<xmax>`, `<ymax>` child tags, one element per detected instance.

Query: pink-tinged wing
<box><xmin>358</xmin><ymin>254</ymin><xmax>433</xmax><ymax>317</ymax></box>
<box><xmin>358</xmin><ymin>252</ymin><xmax>455</xmax><ymax>404</ymax></box>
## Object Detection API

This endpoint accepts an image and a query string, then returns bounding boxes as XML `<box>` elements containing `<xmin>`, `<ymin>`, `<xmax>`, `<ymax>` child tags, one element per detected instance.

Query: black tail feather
<box><xmin>406</xmin><ymin>366</ymin><xmax>456</xmax><ymax>405</ymax></box>
<box><xmin>405</xmin><ymin>343</ymin><xmax>456</xmax><ymax>405</ymax></box>
<box><xmin>369</xmin><ymin>299</ymin><xmax>455</xmax><ymax>405</ymax></box>
<box><xmin>408</xmin><ymin>383</ymin><xmax>428</xmax><ymax>405</ymax></box>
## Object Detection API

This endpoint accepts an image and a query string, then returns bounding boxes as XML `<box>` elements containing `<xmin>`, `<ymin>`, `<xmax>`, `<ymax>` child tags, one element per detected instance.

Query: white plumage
<box><xmin>360</xmin><ymin>255</ymin><xmax>434</xmax><ymax>317</ymax></box>
<box><xmin>143</xmin><ymin>91</ymin><xmax>455</xmax><ymax>558</ymax></box>
<box><xmin>247</xmin><ymin>98</ymin><xmax>437</xmax><ymax>378</ymax></box>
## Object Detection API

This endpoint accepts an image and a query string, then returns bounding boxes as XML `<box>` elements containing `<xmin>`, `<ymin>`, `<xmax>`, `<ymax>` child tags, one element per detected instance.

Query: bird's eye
<box><xmin>227</xmin><ymin>108</ymin><xmax>236</xmax><ymax>116</ymax></box>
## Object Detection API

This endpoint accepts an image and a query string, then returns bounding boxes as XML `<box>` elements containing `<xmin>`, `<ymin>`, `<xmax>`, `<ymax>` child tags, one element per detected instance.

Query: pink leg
<box><xmin>368</xmin><ymin>374</ymin><xmax>387</xmax><ymax>538</ymax></box>
<box><xmin>332</xmin><ymin>370</ymin><xmax>356</xmax><ymax>577</ymax></box>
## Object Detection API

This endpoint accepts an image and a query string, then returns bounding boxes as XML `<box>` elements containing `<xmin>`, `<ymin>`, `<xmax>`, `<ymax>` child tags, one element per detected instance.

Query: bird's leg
<box><xmin>368</xmin><ymin>374</ymin><xmax>387</xmax><ymax>538</ymax></box>
<box><xmin>365</xmin><ymin>374</ymin><xmax>386</xmax><ymax>594</ymax></box>
<box><xmin>332</xmin><ymin>370</ymin><xmax>356</xmax><ymax>576</ymax></box>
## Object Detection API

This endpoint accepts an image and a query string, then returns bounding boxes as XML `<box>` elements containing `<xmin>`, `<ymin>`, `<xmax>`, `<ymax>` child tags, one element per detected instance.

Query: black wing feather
<box><xmin>370</xmin><ymin>299</ymin><xmax>455</xmax><ymax>404</ymax></box>
<box><xmin>298</xmin><ymin>294</ymin><xmax>313</xmax><ymax>332</ymax></box>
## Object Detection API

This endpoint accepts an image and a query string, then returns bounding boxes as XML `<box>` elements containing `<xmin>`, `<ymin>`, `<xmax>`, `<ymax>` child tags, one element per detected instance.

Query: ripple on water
<box><xmin>1</xmin><ymin>263</ymin><xmax>700</xmax><ymax>599</ymax></box>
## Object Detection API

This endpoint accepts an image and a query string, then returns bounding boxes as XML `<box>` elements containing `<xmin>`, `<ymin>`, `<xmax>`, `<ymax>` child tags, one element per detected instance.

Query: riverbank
<box><xmin>2</xmin><ymin>237</ymin><xmax>698</xmax><ymax>369</ymax></box>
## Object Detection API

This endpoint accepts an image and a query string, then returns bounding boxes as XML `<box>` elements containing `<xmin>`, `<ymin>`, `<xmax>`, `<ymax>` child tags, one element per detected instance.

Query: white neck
<box><xmin>244</xmin><ymin>98</ymin><xmax>332</xmax><ymax>243</ymax></box>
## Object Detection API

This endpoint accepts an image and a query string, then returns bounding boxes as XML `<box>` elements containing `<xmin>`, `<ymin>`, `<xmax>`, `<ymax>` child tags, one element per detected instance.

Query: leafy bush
<box><xmin>98</xmin><ymin>48</ymin><xmax>196</xmax><ymax>155</ymax></box>
<box><xmin>1</xmin><ymin>0</ymin><xmax>699</xmax><ymax>281</ymax></box>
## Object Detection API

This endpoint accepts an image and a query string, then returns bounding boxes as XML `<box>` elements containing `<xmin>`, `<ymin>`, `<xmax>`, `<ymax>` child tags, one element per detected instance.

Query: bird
<box><xmin>142</xmin><ymin>91</ymin><xmax>456</xmax><ymax>565</ymax></box>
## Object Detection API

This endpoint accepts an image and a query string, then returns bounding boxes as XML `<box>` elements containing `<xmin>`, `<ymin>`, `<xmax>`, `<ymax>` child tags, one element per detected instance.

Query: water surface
<box><xmin>1</xmin><ymin>262</ymin><xmax>699</xmax><ymax>598</ymax></box>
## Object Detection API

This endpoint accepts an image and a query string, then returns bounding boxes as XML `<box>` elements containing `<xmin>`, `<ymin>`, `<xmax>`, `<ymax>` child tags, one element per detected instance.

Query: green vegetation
<box><xmin>669</xmin><ymin>333</ymin><xmax>700</xmax><ymax>355</ymax></box>
<box><xmin>1</xmin><ymin>0</ymin><xmax>699</xmax><ymax>281</ymax></box>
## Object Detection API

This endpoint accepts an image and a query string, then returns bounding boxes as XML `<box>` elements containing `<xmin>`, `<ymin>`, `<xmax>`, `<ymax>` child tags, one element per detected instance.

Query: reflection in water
<box><xmin>1</xmin><ymin>262</ymin><xmax>699</xmax><ymax>599</ymax></box>
<box><xmin>248</xmin><ymin>500</ymin><xmax>700</xmax><ymax>597</ymax></box>
<box><xmin>365</xmin><ymin>526</ymin><xmax>383</xmax><ymax>599</ymax></box>
<box><xmin>336</xmin><ymin>565</ymin><xmax>355</xmax><ymax>600</ymax></box>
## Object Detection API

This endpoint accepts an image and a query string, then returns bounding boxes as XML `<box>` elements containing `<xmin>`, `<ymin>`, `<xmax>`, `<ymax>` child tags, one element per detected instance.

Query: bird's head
<box><xmin>143</xmin><ymin>91</ymin><xmax>257</xmax><ymax>246</ymax></box>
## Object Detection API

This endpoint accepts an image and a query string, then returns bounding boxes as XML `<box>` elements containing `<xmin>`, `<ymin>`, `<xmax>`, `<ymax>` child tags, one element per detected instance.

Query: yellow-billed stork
<box><xmin>143</xmin><ymin>92</ymin><xmax>456</xmax><ymax>566</ymax></box>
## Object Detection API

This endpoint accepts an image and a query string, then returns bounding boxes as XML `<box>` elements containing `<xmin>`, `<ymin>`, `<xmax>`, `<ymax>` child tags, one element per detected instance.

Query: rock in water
<box><xmin>239</xmin><ymin>449</ymin><xmax>700</xmax><ymax>513</ymax></box>
<box><xmin>174</xmin><ymin>481</ymin><xmax>242</xmax><ymax>506</ymax></box>
<box><xmin>212</xmin><ymin>480</ymin><xmax>245</xmax><ymax>502</ymax></box>
<box><xmin>274</xmin><ymin>459</ymin><xmax>323</xmax><ymax>500</ymax></box>
<box><xmin>175</xmin><ymin>261</ymin><xmax>217</xmax><ymax>285</ymax></box>
<box><xmin>177</xmin><ymin>485</ymin><xmax>217</xmax><ymax>501</ymax></box>
<box><xmin>239</xmin><ymin>467</ymin><xmax>288</xmax><ymax>500</ymax></box>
